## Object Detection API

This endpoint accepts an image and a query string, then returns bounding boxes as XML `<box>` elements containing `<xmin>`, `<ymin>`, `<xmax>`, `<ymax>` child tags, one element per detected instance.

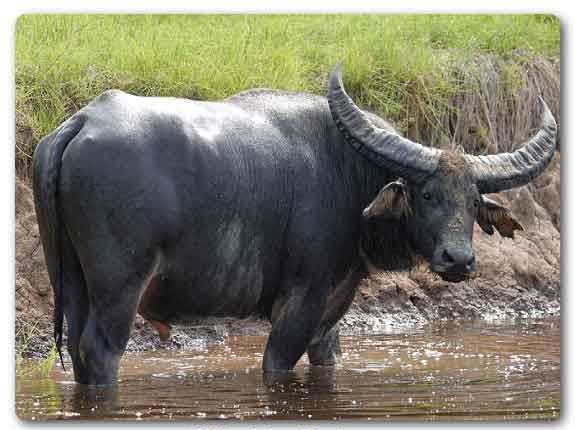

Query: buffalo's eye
<box><xmin>473</xmin><ymin>199</ymin><xmax>480</xmax><ymax>207</ymax></box>
<box><xmin>423</xmin><ymin>192</ymin><xmax>431</xmax><ymax>200</ymax></box>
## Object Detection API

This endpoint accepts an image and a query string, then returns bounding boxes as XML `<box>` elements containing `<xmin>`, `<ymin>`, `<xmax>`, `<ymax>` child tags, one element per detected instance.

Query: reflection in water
<box><xmin>65</xmin><ymin>385</ymin><xmax>119</xmax><ymax>419</ymax></box>
<box><xmin>16</xmin><ymin>318</ymin><xmax>560</xmax><ymax>421</ymax></box>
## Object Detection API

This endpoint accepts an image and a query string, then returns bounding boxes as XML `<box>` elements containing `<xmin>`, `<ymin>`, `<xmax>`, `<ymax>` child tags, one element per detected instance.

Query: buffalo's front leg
<box><xmin>307</xmin><ymin>324</ymin><xmax>342</xmax><ymax>366</ymax></box>
<box><xmin>263</xmin><ymin>280</ymin><xmax>327</xmax><ymax>371</ymax></box>
<box><xmin>307</xmin><ymin>263</ymin><xmax>362</xmax><ymax>366</ymax></box>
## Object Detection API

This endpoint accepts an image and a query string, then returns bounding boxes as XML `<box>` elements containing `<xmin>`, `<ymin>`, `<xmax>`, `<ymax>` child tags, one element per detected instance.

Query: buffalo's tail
<box><xmin>32</xmin><ymin>113</ymin><xmax>86</xmax><ymax>369</ymax></box>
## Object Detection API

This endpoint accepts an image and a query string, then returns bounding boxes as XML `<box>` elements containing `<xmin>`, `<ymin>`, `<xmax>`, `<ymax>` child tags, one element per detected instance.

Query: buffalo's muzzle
<box><xmin>431</xmin><ymin>246</ymin><xmax>475</xmax><ymax>282</ymax></box>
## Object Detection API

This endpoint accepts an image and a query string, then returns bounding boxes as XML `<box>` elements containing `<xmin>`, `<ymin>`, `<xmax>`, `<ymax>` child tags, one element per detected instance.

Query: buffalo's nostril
<box><xmin>442</xmin><ymin>249</ymin><xmax>454</xmax><ymax>263</ymax></box>
<box><xmin>441</xmin><ymin>248</ymin><xmax>475</xmax><ymax>271</ymax></box>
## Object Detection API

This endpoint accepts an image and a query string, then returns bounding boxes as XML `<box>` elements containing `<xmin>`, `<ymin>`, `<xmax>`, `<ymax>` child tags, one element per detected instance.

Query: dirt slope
<box><xmin>15</xmin><ymin>178</ymin><xmax>54</xmax><ymax>357</ymax></box>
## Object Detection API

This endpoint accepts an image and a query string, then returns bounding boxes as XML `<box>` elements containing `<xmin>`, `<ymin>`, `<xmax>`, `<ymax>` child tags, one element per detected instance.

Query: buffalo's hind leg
<box><xmin>60</xmin><ymin>230</ymin><xmax>90</xmax><ymax>380</ymax></box>
<box><xmin>75</xmin><ymin>247</ymin><xmax>159</xmax><ymax>385</ymax></box>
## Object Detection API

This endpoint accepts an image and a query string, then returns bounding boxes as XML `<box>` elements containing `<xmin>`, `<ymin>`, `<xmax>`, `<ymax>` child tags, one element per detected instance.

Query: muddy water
<box><xmin>16</xmin><ymin>317</ymin><xmax>560</xmax><ymax>421</ymax></box>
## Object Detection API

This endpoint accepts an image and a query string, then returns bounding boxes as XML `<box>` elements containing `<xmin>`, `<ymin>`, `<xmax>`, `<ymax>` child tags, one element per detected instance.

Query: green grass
<box><xmin>15</xmin><ymin>14</ymin><xmax>560</xmax><ymax>173</ymax></box>
<box><xmin>15</xmin><ymin>320</ymin><xmax>57</xmax><ymax>378</ymax></box>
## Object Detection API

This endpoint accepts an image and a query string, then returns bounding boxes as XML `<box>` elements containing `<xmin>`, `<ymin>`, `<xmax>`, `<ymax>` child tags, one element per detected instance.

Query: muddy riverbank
<box><xmin>15</xmin><ymin>148</ymin><xmax>560</xmax><ymax>358</ymax></box>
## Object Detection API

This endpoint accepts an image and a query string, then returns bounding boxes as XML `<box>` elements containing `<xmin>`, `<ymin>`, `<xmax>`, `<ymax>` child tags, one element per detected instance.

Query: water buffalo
<box><xmin>33</xmin><ymin>64</ymin><xmax>557</xmax><ymax>384</ymax></box>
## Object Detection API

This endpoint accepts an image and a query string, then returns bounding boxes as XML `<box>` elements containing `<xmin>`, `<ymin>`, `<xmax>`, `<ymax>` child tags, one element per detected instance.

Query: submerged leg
<box><xmin>76</xmin><ymin>279</ymin><xmax>144</xmax><ymax>384</ymax></box>
<box><xmin>75</xmin><ymin>247</ymin><xmax>158</xmax><ymax>385</ymax></box>
<box><xmin>263</xmin><ymin>279</ymin><xmax>327</xmax><ymax>371</ymax></box>
<box><xmin>307</xmin><ymin>324</ymin><xmax>342</xmax><ymax>366</ymax></box>
<box><xmin>61</xmin><ymin>231</ymin><xmax>90</xmax><ymax>378</ymax></box>
<box><xmin>306</xmin><ymin>263</ymin><xmax>362</xmax><ymax>366</ymax></box>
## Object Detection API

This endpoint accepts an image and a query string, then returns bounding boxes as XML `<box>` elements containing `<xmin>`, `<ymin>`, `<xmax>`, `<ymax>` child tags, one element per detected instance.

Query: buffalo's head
<box><xmin>328</xmin><ymin>64</ymin><xmax>557</xmax><ymax>282</ymax></box>
<box><xmin>361</xmin><ymin>174</ymin><xmax>524</xmax><ymax>282</ymax></box>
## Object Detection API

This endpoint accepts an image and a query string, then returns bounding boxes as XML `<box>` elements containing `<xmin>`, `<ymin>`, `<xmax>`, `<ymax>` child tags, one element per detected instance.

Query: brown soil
<box><xmin>15</xmin><ymin>151</ymin><xmax>560</xmax><ymax>357</ymax></box>
<box><xmin>15</xmin><ymin>177</ymin><xmax>54</xmax><ymax>358</ymax></box>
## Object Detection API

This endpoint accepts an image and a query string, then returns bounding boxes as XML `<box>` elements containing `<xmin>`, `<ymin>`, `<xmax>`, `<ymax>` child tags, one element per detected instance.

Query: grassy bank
<box><xmin>15</xmin><ymin>14</ymin><xmax>560</xmax><ymax>176</ymax></box>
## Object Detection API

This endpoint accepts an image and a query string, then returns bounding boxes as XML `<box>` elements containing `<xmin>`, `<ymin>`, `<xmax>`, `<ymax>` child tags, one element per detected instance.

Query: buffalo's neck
<box><xmin>330</xmin><ymin>133</ymin><xmax>392</xmax><ymax>214</ymax></box>
<box><xmin>324</xmin><ymin>132</ymin><xmax>393</xmax><ymax>281</ymax></box>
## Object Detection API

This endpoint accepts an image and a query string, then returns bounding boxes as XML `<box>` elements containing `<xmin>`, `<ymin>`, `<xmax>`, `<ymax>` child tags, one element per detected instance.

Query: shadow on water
<box><xmin>16</xmin><ymin>317</ymin><xmax>560</xmax><ymax>421</ymax></box>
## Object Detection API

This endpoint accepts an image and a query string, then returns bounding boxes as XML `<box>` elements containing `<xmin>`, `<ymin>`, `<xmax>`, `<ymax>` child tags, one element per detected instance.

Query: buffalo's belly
<box><xmin>140</xmin><ymin>239</ymin><xmax>271</xmax><ymax>323</ymax></box>
<box><xmin>139</xmin><ymin>275</ymin><xmax>264</xmax><ymax>324</ymax></box>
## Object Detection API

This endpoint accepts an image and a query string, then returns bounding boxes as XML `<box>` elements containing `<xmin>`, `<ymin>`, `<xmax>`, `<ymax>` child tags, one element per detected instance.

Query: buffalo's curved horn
<box><xmin>327</xmin><ymin>63</ymin><xmax>441</xmax><ymax>180</ymax></box>
<box><xmin>465</xmin><ymin>97</ymin><xmax>557</xmax><ymax>194</ymax></box>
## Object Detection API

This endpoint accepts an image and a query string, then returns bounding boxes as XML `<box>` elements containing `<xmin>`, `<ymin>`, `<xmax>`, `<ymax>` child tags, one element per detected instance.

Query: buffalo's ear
<box><xmin>477</xmin><ymin>197</ymin><xmax>523</xmax><ymax>239</ymax></box>
<box><xmin>363</xmin><ymin>179</ymin><xmax>410</xmax><ymax>221</ymax></box>
<box><xmin>361</xmin><ymin>178</ymin><xmax>413</xmax><ymax>271</ymax></box>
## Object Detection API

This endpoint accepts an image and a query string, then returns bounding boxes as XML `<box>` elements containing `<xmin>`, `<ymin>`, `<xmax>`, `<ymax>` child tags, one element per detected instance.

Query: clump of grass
<box><xmin>16</xmin><ymin>320</ymin><xmax>57</xmax><ymax>377</ymax></box>
<box><xmin>15</xmin><ymin>14</ymin><xmax>560</xmax><ymax>175</ymax></box>
<box><xmin>408</xmin><ymin>53</ymin><xmax>560</xmax><ymax>155</ymax></box>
